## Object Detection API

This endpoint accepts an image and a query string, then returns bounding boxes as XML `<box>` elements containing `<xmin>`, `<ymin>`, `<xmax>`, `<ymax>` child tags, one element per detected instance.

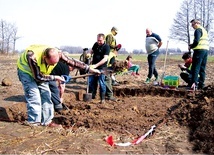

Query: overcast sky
<box><xmin>0</xmin><ymin>0</ymin><xmax>186</xmax><ymax>51</ymax></box>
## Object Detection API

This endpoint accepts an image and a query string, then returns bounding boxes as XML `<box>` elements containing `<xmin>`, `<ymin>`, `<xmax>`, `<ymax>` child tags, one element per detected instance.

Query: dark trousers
<box><xmin>105</xmin><ymin>74</ymin><xmax>113</xmax><ymax>99</ymax></box>
<box><xmin>191</xmin><ymin>49</ymin><xmax>208</xmax><ymax>88</ymax></box>
<box><xmin>49</xmin><ymin>81</ymin><xmax>63</xmax><ymax>110</ymax></box>
<box><xmin>180</xmin><ymin>72</ymin><xmax>192</xmax><ymax>86</ymax></box>
<box><xmin>147</xmin><ymin>49</ymin><xmax>159</xmax><ymax>79</ymax></box>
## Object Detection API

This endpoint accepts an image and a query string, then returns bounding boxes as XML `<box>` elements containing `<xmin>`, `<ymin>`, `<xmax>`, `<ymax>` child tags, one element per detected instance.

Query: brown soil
<box><xmin>0</xmin><ymin>55</ymin><xmax>213</xmax><ymax>154</ymax></box>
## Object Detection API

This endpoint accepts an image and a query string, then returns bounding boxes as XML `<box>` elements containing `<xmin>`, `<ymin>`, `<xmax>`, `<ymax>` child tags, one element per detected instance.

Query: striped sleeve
<box><xmin>26</xmin><ymin>51</ymin><xmax>54</xmax><ymax>82</ymax></box>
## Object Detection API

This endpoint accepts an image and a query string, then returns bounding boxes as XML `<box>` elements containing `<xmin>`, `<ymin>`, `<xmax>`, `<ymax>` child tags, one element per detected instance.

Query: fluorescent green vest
<box><xmin>106</xmin><ymin>33</ymin><xmax>116</xmax><ymax>52</ymax></box>
<box><xmin>107</xmin><ymin>52</ymin><xmax>116</xmax><ymax>67</ymax></box>
<box><xmin>17</xmin><ymin>44</ymin><xmax>57</xmax><ymax>77</ymax></box>
<box><xmin>193</xmin><ymin>26</ymin><xmax>209</xmax><ymax>50</ymax></box>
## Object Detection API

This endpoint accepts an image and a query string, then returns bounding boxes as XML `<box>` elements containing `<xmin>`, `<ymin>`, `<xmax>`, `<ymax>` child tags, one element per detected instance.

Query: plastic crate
<box><xmin>163</xmin><ymin>75</ymin><xmax>179</xmax><ymax>88</ymax></box>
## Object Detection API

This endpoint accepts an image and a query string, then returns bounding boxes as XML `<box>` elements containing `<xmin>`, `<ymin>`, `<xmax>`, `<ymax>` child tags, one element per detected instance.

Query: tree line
<box><xmin>0</xmin><ymin>19</ymin><xmax>20</xmax><ymax>54</ymax></box>
<box><xmin>170</xmin><ymin>0</ymin><xmax>214</xmax><ymax>46</ymax></box>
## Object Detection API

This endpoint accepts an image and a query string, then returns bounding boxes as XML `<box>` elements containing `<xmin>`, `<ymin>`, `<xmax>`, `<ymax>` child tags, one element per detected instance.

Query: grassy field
<box><xmin>1</xmin><ymin>53</ymin><xmax>214</xmax><ymax>63</ymax></box>
<box><xmin>68</xmin><ymin>53</ymin><xmax>214</xmax><ymax>62</ymax></box>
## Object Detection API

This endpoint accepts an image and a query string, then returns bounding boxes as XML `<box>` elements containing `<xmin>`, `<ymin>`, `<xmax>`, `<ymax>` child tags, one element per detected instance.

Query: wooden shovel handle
<box><xmin>71</xmin><ymin>73</ymin><xmax>94</xmax><ymax>79</ymax></box>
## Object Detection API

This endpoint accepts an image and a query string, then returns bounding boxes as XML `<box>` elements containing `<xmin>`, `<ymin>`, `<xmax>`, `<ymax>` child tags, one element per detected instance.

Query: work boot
<box><xmin>144</xmin><ymin>77</ymin><xmax>151</xmax><ymax>84</ymax></box>
<box><xmin>155</xmin><ymin>76</ymin><xmax>159</xmax><ymax>81</ymax></box>
<box><xmin>55</xmin><ymin>108</ymin><xmax>63</xmax><ymax>113</ymax></box>
<box><xmin>62</xmin><ymin>103</ymin><xmax>69</xmax><ymax>110</ymax></box>
<box><xmin>92</xmin><ymin>93</ymin><xmax>96</xmax><ymax>99</ymax></box>
<box><xmin>107</xmin><ymin>97</ymin><xmax>117</xmax><ymax>102</ymax></box>
<box><xmin>55</xmin><ymin>103</ymin><xmax>69</xmax><ymax>113</ymax></box>
<box><xmin>100</xmin><ymin>93</ymin><xmax>106</xmax><ymax>104</ymax></box>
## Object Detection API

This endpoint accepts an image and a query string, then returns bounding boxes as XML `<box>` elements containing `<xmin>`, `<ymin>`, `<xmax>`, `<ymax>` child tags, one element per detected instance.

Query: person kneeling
<box><xmin>178</xmin><ymin>52</ymin><xmax>192</xmax><ymax>87</ymax></box>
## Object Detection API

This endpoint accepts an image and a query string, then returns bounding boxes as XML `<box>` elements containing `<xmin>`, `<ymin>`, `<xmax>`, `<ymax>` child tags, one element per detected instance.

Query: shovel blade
<box><xmin>83</xmin><ymin>93</ymin><xmax>92</xmax><ymax>102</ymax></box>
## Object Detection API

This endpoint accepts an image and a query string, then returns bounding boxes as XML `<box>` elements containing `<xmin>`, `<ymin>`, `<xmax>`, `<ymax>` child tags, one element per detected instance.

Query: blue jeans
<box><xmin>191</xmin><ymin>49</ymin><xmax>208</xmax><ymax>88</ymax></box>
<box><xmin>17</xmin><ymin>69</ymin><xmax>54</xmax><ymax>125</ymax></box>
<box><xmin>49</xmin><ymin>81</ymin><xmax>63</xmax><ymax>111</ymax></box>
<box><xmin>147</xmin><ymin>49</ymin><xmax>159</xmax><ymax>79</ymax></box>
<box><xmin>89</xmin><ymin>71</ymin><xmax>106</xmax><ymax>100</ymax></box>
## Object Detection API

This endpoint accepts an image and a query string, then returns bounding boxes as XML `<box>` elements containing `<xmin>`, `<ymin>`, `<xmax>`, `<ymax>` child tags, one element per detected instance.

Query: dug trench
<box><xmin>0</xmin><ymin>81</ymin><xmax>213</xmax><ymax>154</ymax></box>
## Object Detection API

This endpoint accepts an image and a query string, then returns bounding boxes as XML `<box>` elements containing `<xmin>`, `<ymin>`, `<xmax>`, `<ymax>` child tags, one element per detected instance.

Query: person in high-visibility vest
<box><xmin>105</xmin><ymin>27</ymin><xmax>121</xmax><ymax>102</ymax></box>
<box><xmin>178</xmin><ymin>52</ymin><xmax>193</xmax><ymax>86</ymax></box>
<box><xmin>17</xmin><ymin>45</ymin><xmax>100</xmax><ymax>127</ymax></box>
<box><xmin>188</xmin><ymin>19</ymin><xmax>209</xmax><ymax>90</ymax></box>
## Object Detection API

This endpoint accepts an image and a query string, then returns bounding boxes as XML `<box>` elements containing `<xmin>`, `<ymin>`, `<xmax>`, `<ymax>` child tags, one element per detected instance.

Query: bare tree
<box><xmin>169</xmin><ymin>0</ymin><xmax>214</xmax><ymax>47</ymax></box>
<box><xmin>0</xmin><ymin>19</ymin><xmax>20</xmax><ymax>54</ymax></box>
<box><xmin>169</xmin><ymin>0</ymin><xmax>193</xmax><ymax>44</ymax></box>
<box><xmin>11</xmin><ymin>26</ymin><xmax>21</xmax><ymax>52</ymax></box>
<box><xmin>0</xmin><ymin>19</ymin><xmax>6</xmax><ymax>53</ymax></box>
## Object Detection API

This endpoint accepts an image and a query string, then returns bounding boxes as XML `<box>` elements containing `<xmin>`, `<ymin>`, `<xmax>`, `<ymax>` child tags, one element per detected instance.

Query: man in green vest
<box><xmin>105</xmin><ymin>27</ymin><xmax>121</xmax><ymax>102</ymax></box>
<box><xmin>17</xmin><ymin>45</ymin><xmax>100</xmax><ymax>127</ymax></box>
<box><xmin>188</xmin><ymin>19</ymin><xmax>209</xmax><ymax>90</ymax></box>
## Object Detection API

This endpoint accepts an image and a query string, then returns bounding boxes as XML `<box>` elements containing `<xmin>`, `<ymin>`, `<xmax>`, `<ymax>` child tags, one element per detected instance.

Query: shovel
<box><xmin>63</xmin><ymin>65</ymin><xmax>113</xmax><ymax>102</ymax></box>
<box><xmin>83</xmin><ymin>74</ymin><xmax>92</xmax><ymax>102</ymax></box>
<box><xmin>82</xmin><ymin>66</ymin><xmax>114</xmax><ymax>102</ymax></box>
<box><xmin>160</xmin><ymin>40</ymin><xmax>169</xmax><ymax>86</ymax></box>
<box><xmin>62</xmin><ymin>73</ymin><xmax>94</xmax><ymax>83</ymax></box>
<box><xmin>83</xmin><ymin>58</ymin><xmax>93</xmax><ymax>102</ymax></box>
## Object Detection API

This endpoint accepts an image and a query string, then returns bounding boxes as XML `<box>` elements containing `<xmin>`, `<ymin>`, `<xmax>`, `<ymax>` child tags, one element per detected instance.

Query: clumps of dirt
<box><xmin>112</xmin><ymin>60</ymin><xmax>128</xmax><ymax>72</ymax></box>
<box><xmin>1</xmin><ymin>77</ymin><xmax>12</xmax><ymax>86</ymax></box>
<box><xmin>53</xmin><ymin>88</ymin><xmax>182</xmax><ymax>136</ymax></box>
<box><xmin>113</xmin><ymin>85</ymin><xmax>188</xmax><ymax>98</ymax></box>
<box><xmin>171</xmin><ymin>84</ymin><xmax>214</xmax><ymax>154</ymax></box>
<box><xmin>0</xmin><ymin>103</ymin><xmax>27</xmax><ymax>122</ymax></box>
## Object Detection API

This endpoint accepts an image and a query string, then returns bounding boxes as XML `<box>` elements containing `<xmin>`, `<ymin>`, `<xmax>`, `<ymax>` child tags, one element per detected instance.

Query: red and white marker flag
<box><xmin>105</xmin><ymin>125</ymin><xmax>156</xmax><ymax>147</ymax></box>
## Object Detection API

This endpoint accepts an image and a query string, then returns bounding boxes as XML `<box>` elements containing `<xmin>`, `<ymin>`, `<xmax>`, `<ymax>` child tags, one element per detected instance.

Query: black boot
<box><xmin>100</xmin><ymin>93</ymin><xmax>105</xmax><ymax>104</ymax></box>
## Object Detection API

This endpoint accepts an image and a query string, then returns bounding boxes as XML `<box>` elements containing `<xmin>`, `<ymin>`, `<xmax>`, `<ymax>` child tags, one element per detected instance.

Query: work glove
<box><xmin>61</xmin><ymin>75</ymin><xmax>72</xmax><ymax>84</ymax></box>
<box><xmin>115</xmin><ymin>44</ymin><xmax>122</xmax><ymax>51</ymax></box>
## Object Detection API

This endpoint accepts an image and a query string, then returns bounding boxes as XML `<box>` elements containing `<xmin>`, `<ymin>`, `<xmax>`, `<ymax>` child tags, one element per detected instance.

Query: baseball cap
<box><xmin>111</xmin><ymin>26</ymin><xmax>118</xmax><ymax>33</ymax></box>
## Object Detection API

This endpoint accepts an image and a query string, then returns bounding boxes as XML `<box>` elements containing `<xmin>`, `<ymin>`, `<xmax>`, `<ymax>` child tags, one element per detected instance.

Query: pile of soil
<box><xmin>171</xmin><ymin>85</ymin><xmax>214</xmax><ymax>154</ymax></box>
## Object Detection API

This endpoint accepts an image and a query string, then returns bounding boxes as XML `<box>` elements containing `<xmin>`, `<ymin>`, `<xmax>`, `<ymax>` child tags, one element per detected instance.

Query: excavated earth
<box><xmin>0</xmin><ymin>55</ymin><xmax>213</xmax><ymax>154</ymax></box>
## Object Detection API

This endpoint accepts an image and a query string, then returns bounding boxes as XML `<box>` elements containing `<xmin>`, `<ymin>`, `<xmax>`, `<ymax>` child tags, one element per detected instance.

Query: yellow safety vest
<box><xmin>106</xmin><ymin>33</ymin><xmax>116</xmax><ymax>52</ymax></box>
<box><xmin>193</xmin><ymin>26</ymin><xmax>209</xmax><ymax>50</ymax></box>
<box><xmin>107</xmin><ymin>52</ymin><xmax>116</xmax><ymax>67</ymax></box>
<box><xmin>17</xmin><ymin>44</ymin><xmax>57</xmax><ymax>77</ymax></box>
